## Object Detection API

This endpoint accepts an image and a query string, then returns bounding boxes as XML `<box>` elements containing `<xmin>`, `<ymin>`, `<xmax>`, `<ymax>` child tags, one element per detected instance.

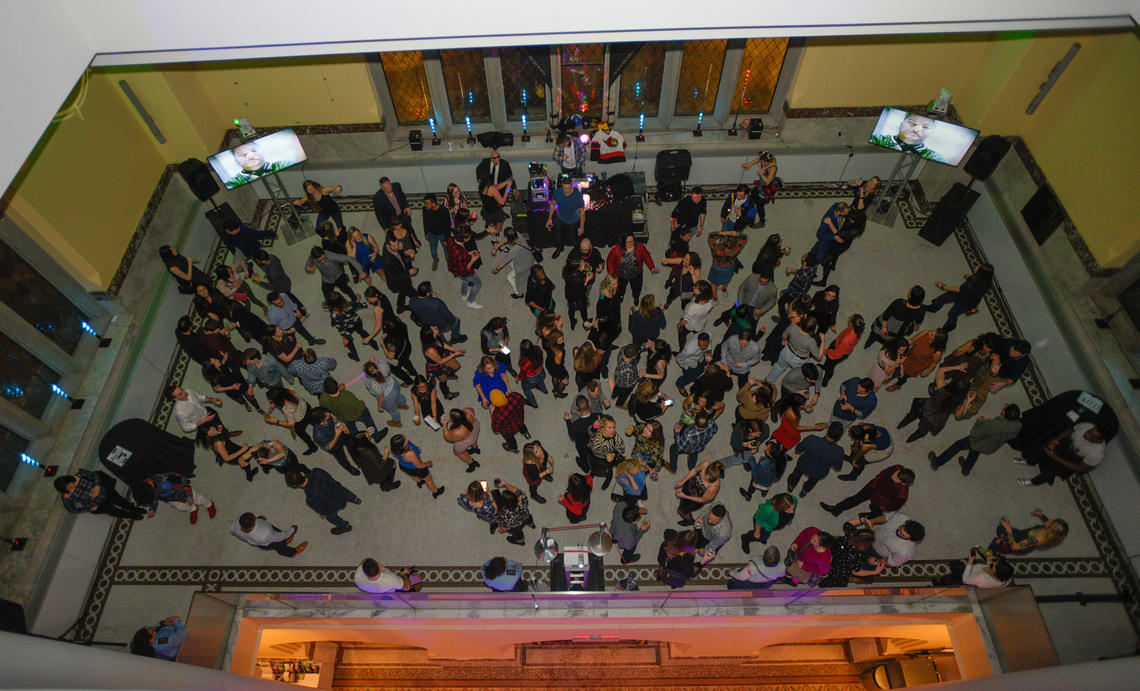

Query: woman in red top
<box><xmin>820</xmin><ymin>314</ymin><xmax>865</xmax><ymax>387</ymax></box>
<box><xmin>771</xmin><ymin>394</ymin><xmax>826</xmax><ymax>451</ymax></box>
<box><xmin>787</xmin><ymin>527</ymin><xmax>832</xmax><ymax>585</ymax></box>
<box><xmin>886</xmin><ymin>328</ymin><xmax>947</xmax><ymax>392</ymax></box>
<box><xmin>517</xmin><ymin>339</ymin><xmax>546</xmax><ymax>408</ymax></box>
<box><xmin>606</xmin><ymin>233</ymin><xmax>658</xmax><ymax>305</ymax></box>
<box><xmin>558</xmin><ymin>473</ymin><xmax>593</xmax><ymax>524</ymax></box>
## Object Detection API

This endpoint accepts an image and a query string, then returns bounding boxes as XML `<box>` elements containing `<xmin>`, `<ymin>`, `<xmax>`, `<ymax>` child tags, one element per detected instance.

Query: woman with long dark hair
<box><xmin>202</xmin><ymin>355</ymin><xmax>263</xmax><ymax>413</ymax></box>
<box><xmin>517</xmin><ymin>339</ymin><xmax>547</xmax><ymax>408</ymax></box>
<box><xmin>817</xmin><ymin>177</ymin><xmax>880</xmax><ymax>285</ymax></box>
<box><xmin>481</xmin><ymin>316</ymin><xmax>514</xmax><ymax>375</ymax></box>
<box><xmin>264</xmin><ymin>386</ymin><xmax>319</xmax><ymax>454</ymax></box>
<box><xmin>293</xmin><ymin>179</ymin><xmax>344</xmax><ymax>231</ymax></box>
<box><xmin>524</xmin><ymin>265</ymin><xmax>556</xmax><ymax>315</ymax></box>
<box><xmin>442</xmin><ymin>407</ymin><xmax>481</xmax><ymax>471</ymax></box>
<box><xmin>605</xmin><ymin>232</ymin><xmax>658</xmax><ymax>305</ymax></box>
<box><xmin>420</xmin><ymin>324</ymin><xmax>463</xmax><ymax>400</ymax></box>
<box><xmin>771</xmin><ymin>393</ymin><xmax>826</xmax><ymax>451</ymax></box>
<box><xmin>409</xmin><ymin>375</ymin><xmax>444</xmax><ymax>429</ymax></box>
<box><xmin>926</xmin><ymin>263</ymin><xmax>995</xmax><ymax>332</ymax></box>
<box><xmin>820</xmin><ymin>314</ymin><xmax>865</xmax><ymax>387</ymax></box>
<box><xmin>807</xmin><ymin>285</ymin><xmax>841</xmax><ymax>334</ymax></box>
<box><xmin>543</xmin><ymin>328</ymin><xmax>570</xmax><ymax>399</ymax></box>
<box><xmin>197</xmin><ymin>422</ymin><xmax>258</xmax><ymax>482</ymax></box>
<box><xmin>159</xmin><ymin>245</ymin><xmax>209</xmax><ymax>294</ymax></box>
<box><xmin>387</xmin><ymin>434</ymin><xmax>445</xmax><ymax>498</ymax></box>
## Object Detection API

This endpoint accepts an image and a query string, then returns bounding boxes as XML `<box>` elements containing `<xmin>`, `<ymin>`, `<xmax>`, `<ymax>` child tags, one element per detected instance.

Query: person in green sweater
<box><xmin>741</xmin><ymin>492</ymin><xmax>798</xmax><ymax>554</ymax></box>
<box><xmin>319</xmin><ymin>377</ymin><xmax>383</xmax><ymax>442</ymax></box>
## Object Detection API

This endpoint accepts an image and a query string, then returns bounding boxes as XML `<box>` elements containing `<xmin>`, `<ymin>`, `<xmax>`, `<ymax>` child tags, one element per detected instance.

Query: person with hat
<box><xmin>490</xmin><ymin>389</ymin><xmax>530</xmax><ymax>452</ymax></box>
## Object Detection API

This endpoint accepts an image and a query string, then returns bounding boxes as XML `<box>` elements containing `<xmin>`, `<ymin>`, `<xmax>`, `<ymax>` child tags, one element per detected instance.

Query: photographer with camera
<box><xmin>932</xmin><ymin>546</ymin><xmax>1013</xmax><ymax>589</ymax></box>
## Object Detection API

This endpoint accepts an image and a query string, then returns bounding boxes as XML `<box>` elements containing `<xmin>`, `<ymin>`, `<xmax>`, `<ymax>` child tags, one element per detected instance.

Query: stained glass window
<box><xmin>731</xmin><ymin>38</ymin><xmax>790</xmax><ymax>113</ymax></box>
<box><xmin>500</xmin><ymin>47</ymin><xmax>548</xmax><ymax>123</ymax></box>
<box><xmin>0</xmin><ymin>330</ymin><xmax>62</xmax><ymax>420</ymax></box>
<box><xmin>0</xmin><ymin>239</ymin><xmax>87</xmax><ymax>354</ymax></box>
<box><xmin>380</xmin><ymin>51</ymin><xmax>433</xmax><ymax>125</ymax></box>
<box><xmin>674</xmin><ymin>40</ymin><xmax>726</xmax><ymax>116</ymax></box>
<box><xmin>440</xmin><ymin>49</ymin><xmax>491</xmax><ymax>124</ymax></box>
<box><xmin>617</xmin><ymin>43</ymin><xmax>665</xmax><ymax>118</ymax></box>
<box><xmin>559</xmin><ymin>44</ymin><xmax>606</xmax><ymax>120</ymax></box>
<box><xmin>0</xmin><ymin>424</ymin><xmax>29</xmax><ymax>492</ymax></box>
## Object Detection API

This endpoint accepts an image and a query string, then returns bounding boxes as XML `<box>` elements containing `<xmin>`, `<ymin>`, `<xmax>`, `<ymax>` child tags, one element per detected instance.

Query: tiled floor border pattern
<box><xmin>70</xmin><ymin>184</ymin><xmax>1138</xmax><ymax>643</ymax></box>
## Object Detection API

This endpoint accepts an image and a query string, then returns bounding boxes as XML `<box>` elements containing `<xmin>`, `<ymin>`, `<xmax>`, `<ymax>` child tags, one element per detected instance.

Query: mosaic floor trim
<box><xmin>71</xmin><ymin>183</ymin><xmax>1140</xmax><ymax>643</ymax></box>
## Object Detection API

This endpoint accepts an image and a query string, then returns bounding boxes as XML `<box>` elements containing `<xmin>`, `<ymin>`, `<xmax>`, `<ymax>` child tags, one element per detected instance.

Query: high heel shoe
<box><xmin>431</xmin><ymin>486</ymin><xmax>446</xmax><ymax>498</ymax></box>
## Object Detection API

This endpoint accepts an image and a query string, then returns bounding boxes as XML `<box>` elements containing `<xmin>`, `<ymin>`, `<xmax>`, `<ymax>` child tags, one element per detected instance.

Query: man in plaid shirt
<box><xmin>285</xmin><ymin>467</ymin><xmax>361</xmax><ymax>535</ymax></box>
<box><xmin>490</xmin><ymin>389</ymin><xmax>530</xmax><ymax>452</ymax></box>
<box><xmin>444</xmin><ymin>226</ymin><xmax>483</xmax><ymax>309</ymax></box>
<box><xmin>670</xmin><ymin>412</ymin><xmax>719</xmax><ymax>472</ymax></box>
<box><xmin>777</xmin><ymin>252</ymin><xmax>820</xmax><ymax>320</ymax></box>
<box><xmin>54</xmin><ymin>469</ymin><xmax>146</xmax><ymax>520</ymax></box>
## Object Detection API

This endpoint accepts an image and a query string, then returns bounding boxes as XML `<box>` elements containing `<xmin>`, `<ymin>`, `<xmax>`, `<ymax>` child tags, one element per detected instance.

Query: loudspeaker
<box><xmin>605</xmin><ymin>173</ymin><xmax>635</xmax><ymax>201</ymax></box>
<box><xmin>0</xmin><ymin>599</ymin><xmax>27</xmax><ymax>634</ymax></box>
<box><xmin>748</xmin><ymin>119</ymin><xmax>765</xmax><ymax>139</ymax></box>
<box><xmin>408</xmin><ymin>129</ymin><xmax>423</xmax><ymax>151</ymax></box>
<box><xmin>654</xmin><ymin>149</ymin><xmax>692</xmax><ymax>183</ymax></box>
<box><xmin>476</xmin><ymin>131</ymin><xmax>514</xmax><ymax>148</ymax></box>
<box><xmin>919</xmin><ymin>183</ymin><xmax>980</xmax><ymax>246</ymax></box>
<box><xmin>1021</xmin><ymin>184</ymin><xmax>1065</xmax><ymax>245</ymax></box>
<box><xmin>655</xmin><ymin>179</ymin><xmax>683</xmax><ymax>203</ymax></box>
<box><xmin>963</xmin><ymin>135</ymin><xmax>1010</xmax><ymax>182</ymax></box>
<box><xmin>178</xmin><ymin>158</ymin><xmax>219</xmax><ymax>201</ymax></box>
<box><xmin>205</xmin><ymin>202</ymin><xmax>242</xmax><ymax>235</ymax></box>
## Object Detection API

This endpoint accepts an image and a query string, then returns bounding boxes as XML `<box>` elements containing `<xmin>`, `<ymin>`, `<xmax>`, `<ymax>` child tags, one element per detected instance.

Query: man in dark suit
<box><xmin>564</xmin><ymin>395</ymin><xmax>598</xmax><ymax>474</ymax></box>
<box><xmin>372</xmin><ymin>177</ymin><xmax>414</xmax><ymax>232</ymax></box>
<box><xmin>475</xmin><ymin>149</ymin><xmax>513</xmax><ymax>190</ymax></box>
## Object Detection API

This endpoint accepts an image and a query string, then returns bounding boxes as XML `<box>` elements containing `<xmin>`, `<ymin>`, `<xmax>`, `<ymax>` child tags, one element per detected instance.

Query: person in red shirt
<box><xmin>490</xmin><ymin>389</ymin><xmax>530</xmax><ymax>452</ymax></box>
<box><xmin>444</xmin><ymin>226</ymin><xmax>483</xmax><ymax>309</ymax></box>
<box><xmin>819</xmin><ymin>464</ymin><xmax>914</xmax><ymax>519</ymax></box>
<box><xmin>605</xmin><ymin>233</ymin><xmax>658</xmax><ymax>305</ymax></box>
<box><xmin>820</xmin><ymin>314</ymin><xmax>865</xmax><ymax>387</ymax></box>
<box><xmin>558</xmin><ymin>473</ymin><xmax>593</xmax><ymax>524</ymax></box>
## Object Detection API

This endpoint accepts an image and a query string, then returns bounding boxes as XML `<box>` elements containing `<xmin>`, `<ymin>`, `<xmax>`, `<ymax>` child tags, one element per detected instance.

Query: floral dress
<box><xmin>457</xmin><ymin>494</ymin><xmax>498</xmax><ymax>525</ymax></box>
<box><xmin>629</xmin><ymin>423</ymin><xmax>665</xmax><ymax>470</ymax></box>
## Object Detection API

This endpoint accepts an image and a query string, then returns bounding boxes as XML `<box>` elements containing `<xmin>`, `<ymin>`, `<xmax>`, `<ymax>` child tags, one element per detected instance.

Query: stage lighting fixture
<box><xmin>578</xmin><ymin>132</ymin><xmax>590</xmax><ymax>144</ymax></box>
<box><xmin>81</xmin><ymin>321</ymin><xmax>112</xmax><ymax>347</ymax></box>
<box><xmin>693</xmin><ymin>111</ymin><xmax>704</xmax><ymax>137</ymax></box>
<box><xmin>521</xmin><ymin>114</ymin><xmax>530</xmax><ymax>142</ymax></box>
<box><xmin>465</xmin><ymin>116</ymin><xmax>475</xmax><ymax>144</ymax></box>
<box><xmin>20</xmin><ymin>453</ymin><xmax>56</xmax><ymax>477</ymax></box>
<box><xmin>2</xmin><ymin>537</ymin><xmax>26</xmax><ymax>552</ymax></box>
<box><xmin>428</xmin><ymin>117</ymin><xmax>441</xmax><ymax>145</ymax></box>
<box><xmin>51</xmin><ymin>383</ymin><xmax>84</xmax><ymax>410</ymax></box>
<box><xmin>636</xmin><ymin>112</ymin><xmax>646</xmax><ymax>142</ymax></box>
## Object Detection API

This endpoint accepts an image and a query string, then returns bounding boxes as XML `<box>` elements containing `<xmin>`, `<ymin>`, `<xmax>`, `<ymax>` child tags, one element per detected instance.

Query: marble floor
<box><xmin>71</xmin><ymin>177</ymin><xmax>1138</xmax><ymax>666</ymax></box>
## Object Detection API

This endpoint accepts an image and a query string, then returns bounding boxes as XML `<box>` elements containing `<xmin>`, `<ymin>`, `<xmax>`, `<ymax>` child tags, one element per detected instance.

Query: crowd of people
<box><xmin>64</xmin><ymin>146</ymin><xmax>1112</xmax><ymax>625</ymax></box>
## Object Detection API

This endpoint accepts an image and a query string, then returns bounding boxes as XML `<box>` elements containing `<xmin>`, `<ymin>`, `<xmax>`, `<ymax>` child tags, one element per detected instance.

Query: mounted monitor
<box><xmin>868</xmin><ymin>107</ymin><xmax>979</xmax><ymax>167</ymax></box>
<box><xmin>208</xmin><ymin>128</ymin><xmax>307</xmax><ymax>190</ymax></box>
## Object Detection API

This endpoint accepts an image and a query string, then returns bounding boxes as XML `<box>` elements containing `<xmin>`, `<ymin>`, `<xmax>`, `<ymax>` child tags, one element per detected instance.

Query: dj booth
<box><xmin>512</xmin><ymin>167</ymin><xmax>647</xmax><ymax>249</ymax></box>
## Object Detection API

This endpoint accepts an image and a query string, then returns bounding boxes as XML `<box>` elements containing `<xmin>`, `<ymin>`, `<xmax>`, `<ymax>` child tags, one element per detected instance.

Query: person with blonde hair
<box><xmin>987</xmin><ymin>508</ymin><xmax>1069</xmax><ymax>555</ymax></box>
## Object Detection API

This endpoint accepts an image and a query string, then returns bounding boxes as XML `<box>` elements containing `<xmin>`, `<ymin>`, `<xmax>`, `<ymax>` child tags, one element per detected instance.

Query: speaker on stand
<box><xmin>918</xmin><ymin>136</ymin><xmax>1008</xmax><ymax>246</ymax></box>
<box><xmin>177</xmin><ymin>158</ymin><xmax>220</xmax><ymax>208</ymax></box>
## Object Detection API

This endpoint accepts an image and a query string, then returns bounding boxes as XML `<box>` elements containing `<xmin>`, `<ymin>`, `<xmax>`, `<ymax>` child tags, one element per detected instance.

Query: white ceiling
<box><xmin>1</xmin><ymin>0</ymin><xmax>1136</xmax><ymax>195</ymax></box>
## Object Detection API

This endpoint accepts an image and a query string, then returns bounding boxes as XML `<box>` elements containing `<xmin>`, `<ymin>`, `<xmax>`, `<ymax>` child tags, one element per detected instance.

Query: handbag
<box><xmin>784</xmin><ymin>542</ymin><xmax>823</xmax><ymax>586</ymax></box>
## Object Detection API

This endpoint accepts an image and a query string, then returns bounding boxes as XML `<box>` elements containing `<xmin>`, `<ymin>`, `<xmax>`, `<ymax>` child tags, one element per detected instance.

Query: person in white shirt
<box><xmin>933</xmin><ymin>549</ymin><xmax>1013</xmax><ymax>589</ymax></box>
<box><xmin>727</xmin><ymin>545</ymin><xmax>786</xmax><ymax>589</ymax></box>
<box><xmin>354</xmin><ymin>558</ymin><xmax>419</xmax><ymax>593</ymax></box>
<box><xmin>230</xmin><ymin>512</ymin><xmax>307</xmax><ymax>557</ymax></box>
<box><xmin>866</xmin><ymin>511</ymin><xmax>924</xmax><ymax>567</ymax></box>
<box><xmin>166</xmin><ymin>385</ymin><xmax>226</xmax><ymax>434</ymax></box>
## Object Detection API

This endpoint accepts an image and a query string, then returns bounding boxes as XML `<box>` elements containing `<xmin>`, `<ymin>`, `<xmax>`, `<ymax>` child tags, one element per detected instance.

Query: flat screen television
<box><xmin>868</xmin><ymin>107</ymin><xmax>979</xmax><ymax>167</ymax></box>
<box><xmin>208</xmin><ymin>128</ymin><xmax>307</xmax><ymax>190</ymax></box>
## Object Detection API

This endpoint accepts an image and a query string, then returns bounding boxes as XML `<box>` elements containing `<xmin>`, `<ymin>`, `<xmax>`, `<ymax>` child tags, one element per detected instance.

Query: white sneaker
<box><xmin>1017</xmin><ymin>478</ymin><xmax>1034</xmax><ymax>487</ymax></box>
<box><xmin>424</xmin><ymin>416</ymin><xmax>442</xmax><ymax>431</ymax></box>
<box><xmin>1012</xmin><ymin>456</ymin><xmax>1029</xmax><ymax>465</ymax></box>
<box><xmin>466</xmin><ymin>300</ymin><xmax>483</xmax><ymax>309</ymax></box>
